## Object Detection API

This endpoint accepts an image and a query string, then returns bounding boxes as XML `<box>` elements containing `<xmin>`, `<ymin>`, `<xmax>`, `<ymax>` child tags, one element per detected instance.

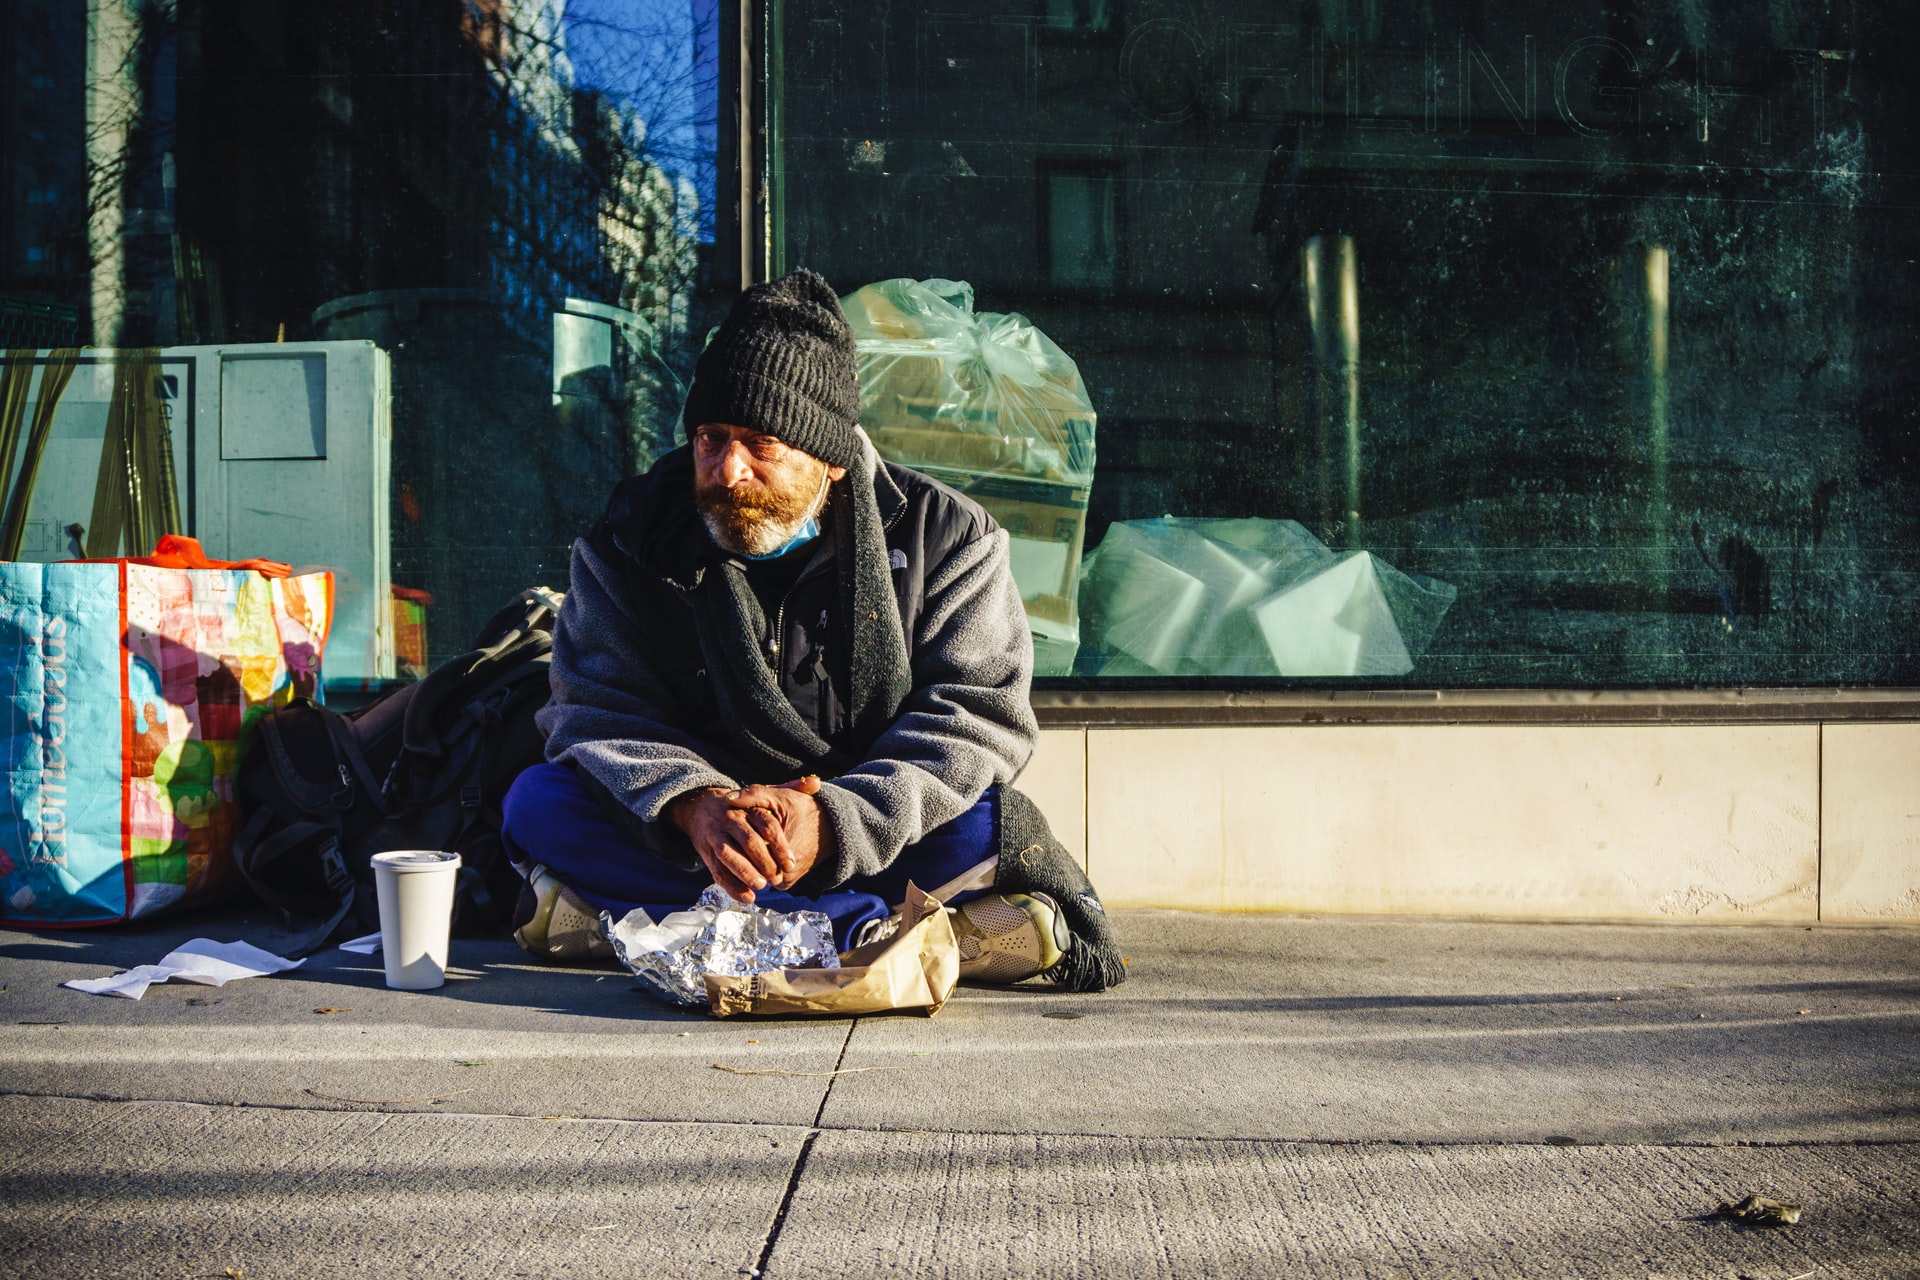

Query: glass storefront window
<box><xmin>772</xmin><ymin>0</ymin><xmax>1920</xmax><ymax>686</ymax></box>
<box><xmin>3</xmin><ymin>0</ymin><xmax>722</xmax><ymax>682</ymax></box>
<box><xmin>7</xmin><ymin>1</ymin><xmax>1915</xmax><ymax>693</ymax></box>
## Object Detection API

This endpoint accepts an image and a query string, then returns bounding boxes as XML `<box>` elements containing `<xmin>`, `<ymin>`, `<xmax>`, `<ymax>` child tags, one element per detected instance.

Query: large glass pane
<box><xmin>3</xmin><ymin>0</ymin><xmax>722</xmax><ymax>684</ymax></box>
<box><xmin>772</xmin><ymin>0</ymin><xmax>1920</xmax><ymax>686</ymax></box>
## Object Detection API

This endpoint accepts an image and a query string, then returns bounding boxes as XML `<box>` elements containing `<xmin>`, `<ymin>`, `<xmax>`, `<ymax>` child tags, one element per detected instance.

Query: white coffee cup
<box><xmin>370</xmin><ymin>850</ymin><xmax>462</xmax><ymax>990</ymax></box>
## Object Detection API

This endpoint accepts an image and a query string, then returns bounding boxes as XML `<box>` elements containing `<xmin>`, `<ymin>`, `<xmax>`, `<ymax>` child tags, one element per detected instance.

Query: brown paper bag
<box><xmin>705</xmin><ymin>883</ymin><xmax>959</xmax><ymax>1018</ymax></box>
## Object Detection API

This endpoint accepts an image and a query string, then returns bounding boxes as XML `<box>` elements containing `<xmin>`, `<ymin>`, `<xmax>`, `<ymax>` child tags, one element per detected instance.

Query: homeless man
<box><xmin>500</xmin><ymin>268</ymin><xmax>1124</xmax><ymax>991</ymax></box>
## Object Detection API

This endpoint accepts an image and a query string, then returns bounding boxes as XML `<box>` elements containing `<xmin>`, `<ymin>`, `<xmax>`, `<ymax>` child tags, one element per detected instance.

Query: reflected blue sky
<box><xmin>566</xmin><ymin>0</ymin><xmax>719</xmax><ymax>240</ymax></box>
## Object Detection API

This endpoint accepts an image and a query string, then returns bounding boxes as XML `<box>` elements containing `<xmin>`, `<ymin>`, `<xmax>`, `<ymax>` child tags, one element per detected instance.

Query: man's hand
<box><xmin>723</xmin><ymin>776</ymin><xmax>835</xmax><ymax>891</ymax></box>
<box><xmin>666</xmin><ymin>777</ymin><xmax>833</xmax><ymax>901</ymax></box>
<box><xmin>667</xmin><ymin>787</ymin><xmax>783</xmax><ymax>902</ymax></box>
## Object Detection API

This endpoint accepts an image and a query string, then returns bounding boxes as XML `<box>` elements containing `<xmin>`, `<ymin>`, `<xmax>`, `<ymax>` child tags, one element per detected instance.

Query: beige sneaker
<box><xmin>512</xmin><ymin>866</ymin><xmax>615</xmax><ymax>962</ymax></box>
<box><xmin>952</xmin><ymin>892</ymin><xmax>1069</xmax><ymax>984</ymax></box>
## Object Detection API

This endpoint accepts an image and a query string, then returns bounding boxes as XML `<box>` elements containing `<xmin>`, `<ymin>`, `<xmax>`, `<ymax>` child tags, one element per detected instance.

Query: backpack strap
<box><xmin>255</xmin><ymin>697</ymin><xmax>397</xmax><ymax>820</ymax></box>
<box><xmin>316</xmin><ymin>703</ymin><xmax>401</xmax><ymax>820</ymax></box>
<box><xmin>256</xmin><ymin>708</ymin><xmax>349</xmax><ymax>816</ymax></box>
<box><xmin>431</xmin><ymin>655</ymin><xmax>554</xmax><ymax>931</ymax></box>
<box><xmin>230</xmin><ymin>809</ymin><xmax>360</xmax><ymax>958</ymax></box>
<box><xmin>384</xmin><ymin>650</ymin><xmax>550</xmax><ymax>813</ymax></box>
<box><xmin>281</xmin><ymin>850</ymin><xmax>361</xmax><ymax>959</ymax></box>
<box><xmin>398</xmin><ymin>597</ymin><xmax>555</xmax><ymax>763</ymax></box>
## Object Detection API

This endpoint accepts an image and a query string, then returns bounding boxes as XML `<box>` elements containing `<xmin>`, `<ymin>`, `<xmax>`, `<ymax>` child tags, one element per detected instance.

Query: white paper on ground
<box><xmin>63</xmin><ymin>939</ymin><xmax>305</xmax><ymax>1000</ymax></box>
<box><xmin>339</xmin><ymin>933</ymin><xmax>383</xmax><ymax>955</ymax></box>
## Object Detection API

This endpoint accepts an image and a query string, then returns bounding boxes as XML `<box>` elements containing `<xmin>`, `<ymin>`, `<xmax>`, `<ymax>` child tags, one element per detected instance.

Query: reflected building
<box><xmin>1</xmin><ymin>0</ymin><xmax>88</xmax><ymax>341</ymax></box>
<box><xmin>7</xmin><ymin>0</ymin><xmax>705</xmax><ymax>665</ymax></box>
<box><xmin>2</xmin><ymin>0</ymin><xmax>178</xmax><ymax>347</ymax></box>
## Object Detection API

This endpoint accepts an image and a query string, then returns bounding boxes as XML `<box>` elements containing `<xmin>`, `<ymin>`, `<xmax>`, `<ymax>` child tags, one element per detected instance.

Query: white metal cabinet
<box><xmin>3</xmin><ymin>341</ymin><xmax>393</xmax><ymax>681</ymax></box>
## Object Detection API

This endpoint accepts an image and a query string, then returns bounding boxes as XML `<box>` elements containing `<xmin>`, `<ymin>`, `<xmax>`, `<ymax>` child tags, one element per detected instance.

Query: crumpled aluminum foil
<box><xmin>604</xmin><ymin>885</ymin><xmax>839</xmax><ymax>1008</ymax></box>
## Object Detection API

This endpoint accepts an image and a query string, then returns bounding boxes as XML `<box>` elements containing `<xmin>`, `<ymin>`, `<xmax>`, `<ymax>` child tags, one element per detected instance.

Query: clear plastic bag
<box><xmin>1076</xmin><ymin>517</ymin><xmax>1456</xmax><ymax>677</ymax></box>
<box><xmin>843</xmin><ymin>279</ymin><xmax>1097</xmax><ymax>674</ymax></box>
<box><xmin>842</xmin><ymin>278</ymin><xmax>1095</xmax><ymax>485</ymax></box>
<box><xmin>1248</xmin><ymin>550</ymin><xmax>1454</xmax><ymax>677</ymax></box>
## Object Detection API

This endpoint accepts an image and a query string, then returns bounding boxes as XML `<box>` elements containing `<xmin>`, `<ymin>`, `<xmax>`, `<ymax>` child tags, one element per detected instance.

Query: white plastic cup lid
<box><xmin>370</xmin><ymin>850</ymin><xmax>462</xmax><ymax>872</ymax></box>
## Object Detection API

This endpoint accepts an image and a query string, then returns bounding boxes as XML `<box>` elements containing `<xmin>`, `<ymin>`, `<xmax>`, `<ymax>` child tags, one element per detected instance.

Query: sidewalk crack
<box><xmin>749</xmin><ymin>1017</ymin><xmax>857</xmax><ymax>1277</ymax></box>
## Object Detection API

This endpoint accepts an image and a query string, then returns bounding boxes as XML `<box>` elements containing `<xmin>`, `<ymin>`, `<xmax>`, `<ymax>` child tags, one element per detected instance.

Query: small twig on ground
<box><xmin>710</xmin><ymin>1063</ymin><xmax>905</xmax><ymax>1079</ymax></box>
<box><xmin>304</xmin><ymin>1087</ymin><xmax>474</xmax><ymax>1106</ymax></box>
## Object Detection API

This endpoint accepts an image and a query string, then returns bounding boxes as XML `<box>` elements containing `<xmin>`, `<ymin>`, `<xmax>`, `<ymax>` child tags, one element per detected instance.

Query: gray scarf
<box><xmin>690</xmin><ymin>447</ymin><xmax>911</xmax><ymax>781</ymax></box>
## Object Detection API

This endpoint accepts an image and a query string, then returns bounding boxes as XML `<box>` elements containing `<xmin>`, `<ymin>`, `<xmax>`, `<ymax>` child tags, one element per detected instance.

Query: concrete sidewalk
<box><xmin>1</xmin><ymin>907</ymin><xmax>1915</xmax><ymax>1277</ymax></box>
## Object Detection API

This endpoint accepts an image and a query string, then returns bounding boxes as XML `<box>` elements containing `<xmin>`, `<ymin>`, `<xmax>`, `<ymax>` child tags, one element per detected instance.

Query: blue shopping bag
<box><xmin>2</xmin><ymin>557</ymin><xmax>333</xmax><ymax>925</ymax></box>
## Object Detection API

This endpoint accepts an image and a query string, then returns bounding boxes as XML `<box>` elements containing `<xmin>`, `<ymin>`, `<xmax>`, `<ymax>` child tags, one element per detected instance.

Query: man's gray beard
<box><xmin>700</xmin><ymin>478</ymin><xmax>831</xmax><ymax>558</ymax></box>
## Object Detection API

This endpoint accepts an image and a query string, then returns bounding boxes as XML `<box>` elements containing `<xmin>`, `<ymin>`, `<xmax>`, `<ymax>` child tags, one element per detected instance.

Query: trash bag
<box><xmin>1076</xmin><ymin>517</ymin><xmax>1456</xmax><ymax>677</ymax></box>
<box><xmin>842</xmin><ymin>278</ymin><xmax>1096</xmax><ymax>675</ymax></box>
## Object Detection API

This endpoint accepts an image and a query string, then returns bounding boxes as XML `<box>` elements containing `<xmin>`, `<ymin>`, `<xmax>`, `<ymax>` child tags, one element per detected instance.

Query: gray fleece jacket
<box><xmin>537</xmin><ymin>436</ymin><xmax>1039</xmax><ymax>889</ymax></box>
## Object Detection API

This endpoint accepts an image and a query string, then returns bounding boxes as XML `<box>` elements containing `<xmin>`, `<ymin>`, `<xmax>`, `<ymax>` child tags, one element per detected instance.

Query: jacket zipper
<box><xmin>768</xmin><ymin>589</ymin><xmax>789</xmax><ymax>665</ymax></box>
<box><xmin>768</xmin><ymin>549</ymin><xmax>837</xmax><ymax>668</ymax></box>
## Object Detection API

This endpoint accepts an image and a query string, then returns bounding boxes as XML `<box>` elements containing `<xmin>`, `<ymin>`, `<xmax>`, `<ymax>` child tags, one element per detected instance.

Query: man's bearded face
<box><xmin>692</xmin><ymin>423</ymin><xmax>833</xmax><ymax>557</ymax></box>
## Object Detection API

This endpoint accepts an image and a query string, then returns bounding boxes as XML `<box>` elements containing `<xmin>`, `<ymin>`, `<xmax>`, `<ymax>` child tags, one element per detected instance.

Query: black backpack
<box><xmin>233</xmin><ymin>588</ymin><xmax>561</xmax><ymax>954</ymax></box>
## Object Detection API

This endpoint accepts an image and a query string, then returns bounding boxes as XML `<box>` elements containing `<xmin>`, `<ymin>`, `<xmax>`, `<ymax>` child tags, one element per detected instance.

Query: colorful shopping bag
<box><xmin>1</xmin><ymin>555</ymin><xmax>332</xmax><ymax>925</ymax></box>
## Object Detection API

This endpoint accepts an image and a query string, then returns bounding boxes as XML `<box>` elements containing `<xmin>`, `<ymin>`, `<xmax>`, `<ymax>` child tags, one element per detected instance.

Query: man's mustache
<box><xmin>697</xmin><ymin>487</ymin><xmax>810</xmax><ymax>533</ymax></box>
<box><xmin>699</xmin><ymin>485</ymin><xmax>797</xmax><ymax>518</ymax></box>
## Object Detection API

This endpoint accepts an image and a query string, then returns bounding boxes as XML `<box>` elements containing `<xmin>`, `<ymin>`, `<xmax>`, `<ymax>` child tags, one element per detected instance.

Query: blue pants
<box><xmin>501</xmin><ymin>762</ymin><xmax>997</xmax><ymax>945</ymax></box>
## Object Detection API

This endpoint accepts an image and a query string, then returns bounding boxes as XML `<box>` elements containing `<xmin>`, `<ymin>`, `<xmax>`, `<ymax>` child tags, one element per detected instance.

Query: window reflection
<box><xmin>2</xmin><ymin>0</ymin><xmax>720</xmax><ymax>678</ymax></box>
<box><xmin>777</xmin><ymin>0</ymin><xmax>1920</xmax><ymax>686</ymax></box>
<box><xmin>1044</xmin><ymin>167</ymin><xmax>1122</xmax><ymax>290</ymax></box>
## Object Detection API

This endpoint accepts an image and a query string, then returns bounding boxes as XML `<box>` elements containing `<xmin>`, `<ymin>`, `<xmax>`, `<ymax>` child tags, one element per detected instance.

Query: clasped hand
<box><xmin>668</xmin><ymin>775</ymin><xmax>835</xmax><ymax>903</ymax></box>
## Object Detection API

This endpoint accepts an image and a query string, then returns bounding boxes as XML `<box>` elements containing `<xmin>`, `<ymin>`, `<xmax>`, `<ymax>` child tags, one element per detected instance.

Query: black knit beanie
<box><xmin>681</xmin><ymin>268</ymin><xmax>862</xmax><ymax>469</ymax></box>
